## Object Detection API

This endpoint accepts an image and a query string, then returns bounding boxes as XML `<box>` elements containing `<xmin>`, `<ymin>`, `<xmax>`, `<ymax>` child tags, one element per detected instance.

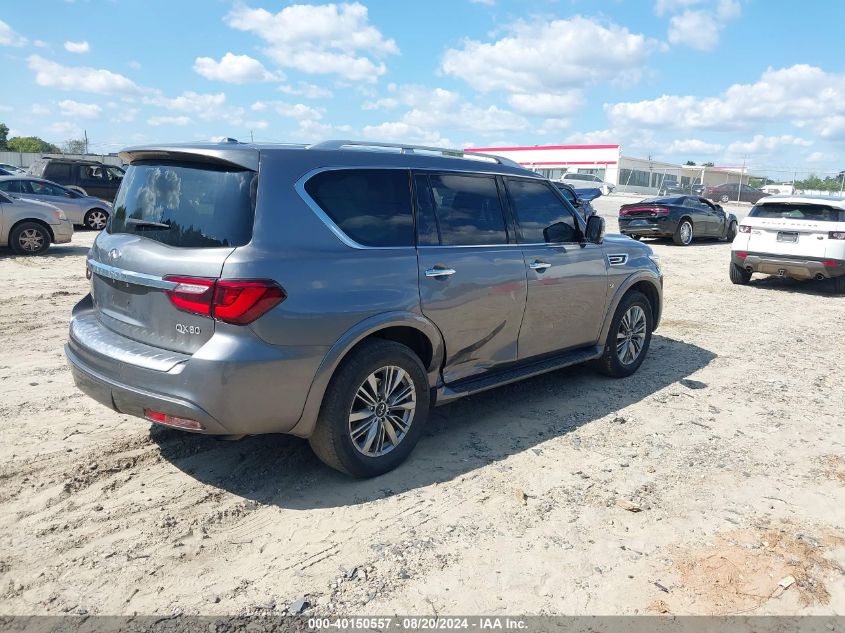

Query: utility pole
<box><xmin>83</xmin><ymin>129</ymin><xmax>89</xmax><ymax>155</ymax></box>
<box><xmin>736</xmin><ymin>154</ymin><xmax>747</xmax><ymax>203</ymax></box>
<box><xmin>250</xmin><ymin>129</ymin><xmax>254</xmax><ymax>143</ymax></box>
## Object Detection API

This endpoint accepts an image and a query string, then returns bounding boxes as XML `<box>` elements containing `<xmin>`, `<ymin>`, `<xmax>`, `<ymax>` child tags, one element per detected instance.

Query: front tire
<box><xmin>729</xmin><ymin>262</ymin><xmax>752</xmax><ymax>285</ymax></box>
<box><xmin>594</xmin><ymin>291</ymin><xmax>653</xmax><ymax>378</ymax></box>
<box><xmin>10</xmin><ymin>222</ymin><xmax>51</xmax><ymax>255</ymax></box>
<box><xmin>673</xmin><ymin>219</ymin><xmax>694</xmax><ymax>246</ymax></box>
<box><xmin>84</xmin><ymin>208</ymin><xmax>109</xmax><ymax>231</ymax></box>
<box><xmin>309</xmin><ymin>339</ymin><xmax>430</xmax><ymax>478</ymax></box>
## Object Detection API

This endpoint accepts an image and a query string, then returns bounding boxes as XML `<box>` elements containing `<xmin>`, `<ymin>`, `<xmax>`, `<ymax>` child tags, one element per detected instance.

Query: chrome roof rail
<box><xmin>307</xmin><ymin>140</ymin><xmax>523</xmax><ymax>169</ymax></box>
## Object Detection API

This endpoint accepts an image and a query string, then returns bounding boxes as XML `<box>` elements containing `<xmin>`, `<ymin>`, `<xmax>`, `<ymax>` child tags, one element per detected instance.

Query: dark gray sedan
<box><xmin>619</xmin><ymin>195</ymin><xmax>738</xmax><ymax>246</ymax></box>
<box><xmin>0</xmin><ymin>176</ymin><xmax>113</xmax><ymax>230</ymax></box>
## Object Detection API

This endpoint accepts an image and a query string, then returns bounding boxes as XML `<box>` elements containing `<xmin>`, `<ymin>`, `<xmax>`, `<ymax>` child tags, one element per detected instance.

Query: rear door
<box><xmin>78</xmin><ymin>164</ymin><xmax>110</xmax><ymax>198</ymax></box>
<box><xmin>414</xmin><ymin>172</ymin><xmax>527</xmax><ymax>384</ymax></box>
<box><xmin>88</xmin><ymin>160</ymin><xmax>258</xmax><ymax>354</ymax></box>
<box><xmin>744</xmin><ymin>202</ymin><xmax>842</xmax><ymax>258</ymax></box>
<box><xmin>505</xmin><ymin>176</ymin><xmax>608</xmax><ymax>358</ymax></box>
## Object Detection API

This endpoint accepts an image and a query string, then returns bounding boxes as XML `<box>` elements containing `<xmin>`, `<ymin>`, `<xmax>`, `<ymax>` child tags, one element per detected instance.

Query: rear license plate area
<box><xmin>777</xmin><ymin>231</ymin><xmax>798</xmax><ymax>243</ymax></box>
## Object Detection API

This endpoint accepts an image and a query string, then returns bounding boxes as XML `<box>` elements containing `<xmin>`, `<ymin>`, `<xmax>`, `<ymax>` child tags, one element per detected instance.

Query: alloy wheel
<box><xmin>679</xmin><ymin>221</ymin><xmax>693</xmax><ymax>245</ymax></box>
<box><xmin>18</xmin><ymin>228</ymin><xmax>45</xmax><ymax>252</ymax></box>
<box><xmin>87</xmin><ymin>210</ymin><xmax>108</xmax><ymax>230</ymax></box>
<box><xmin>348</xmin><ymin>365</ymin><xmax>416</xmax><ymax>457</ymax></box>
<box><xmin>616</xmin><ymin>305</ymin><xmax>647</xmax><ymax>365</ymax></box>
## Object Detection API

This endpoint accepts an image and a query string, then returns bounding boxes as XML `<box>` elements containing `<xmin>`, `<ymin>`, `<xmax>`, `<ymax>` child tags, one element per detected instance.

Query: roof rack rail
<box><xmin>307</xmin><ymin>140</ymin><xmax>523</xmax><ymax>169</ymax></box>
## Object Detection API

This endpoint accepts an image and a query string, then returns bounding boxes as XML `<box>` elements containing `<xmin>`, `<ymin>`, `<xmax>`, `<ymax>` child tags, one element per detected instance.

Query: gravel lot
<box><xmin>1</xmin><ymin>197</ymin><xmax>843</xmax><ymax>616</ymax></box>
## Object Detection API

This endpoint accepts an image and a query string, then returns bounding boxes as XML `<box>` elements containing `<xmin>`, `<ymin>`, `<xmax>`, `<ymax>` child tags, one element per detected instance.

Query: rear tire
<box><xmin>729</xmin><ymin>262</ymin><xmax>752</xmax><ymax>285</ymax></box>
<box><xmin>725</xmin><ymin>221</ymin><xmax>737</xmax><ymax>241</ymax></box>
<box><xmin>720</xmin><ymin>194</ymin><xmax>730</xmax><ymax>203</ymax></box>
<box><xmin>309</xmin><ymin>339</ymin><xmax>430</xmax><ymax>478</ymax></box>
<box><xmin>593</xmin><ymin>291</ymin><xmax>653</xmax><ymax>378</ymax></box>
<box><xmin>673</xmin><ymin>219</ymin><xmax>694</xmax><ymax>246</ymax></box>
<box><xmin>9</xmin><ymin>222</ymin><xmax>51</xmax><ymax>255</ymax></box>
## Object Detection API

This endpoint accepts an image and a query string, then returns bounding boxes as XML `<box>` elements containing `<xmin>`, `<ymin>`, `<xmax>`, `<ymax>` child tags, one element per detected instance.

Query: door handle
<box><xmin>425</xmin><ymin>267</ymin><xmax>457</xmax><ymax>278</ymax></box>
<box><xmin>529</xmin><ymin>261</ymin><xmax>552</xmax><ymax>271</ymax></box>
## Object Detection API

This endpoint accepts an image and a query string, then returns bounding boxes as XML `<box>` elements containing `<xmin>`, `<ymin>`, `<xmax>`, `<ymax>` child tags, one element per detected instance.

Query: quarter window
<box><xmin>506</xmin><ymin>178</ymin><xmax>579</xmax><ymax>244</ymax></box>
<box><xmin>304</xmin><ymin>169</ymin><xmax>414</xmax><ymax>247</ymax></box>
<box><xmin>427</xmin><ymin>174</ymin><xmax>508</xmax><ymax>246</ymax></box>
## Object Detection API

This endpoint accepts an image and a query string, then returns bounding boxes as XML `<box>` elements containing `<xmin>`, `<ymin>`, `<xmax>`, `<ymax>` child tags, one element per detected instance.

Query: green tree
<box><xmin>684</xmin><ymin>160</ymin><xmax>696</xmax><ymax>166</ymax></box>
<box><xmin>0</xmin><ymin>123</ymin><xmax>9</xmax><ymax>150</ymax></box>
<box><xmin>62</xmin><ymin>138</ymin><xmax>88</xmax><ymax>154</ymax></box>
<box><xmin>6</xmin><ymin>136</ymin><xmax>62</xmax><ymax>154</ymax></box>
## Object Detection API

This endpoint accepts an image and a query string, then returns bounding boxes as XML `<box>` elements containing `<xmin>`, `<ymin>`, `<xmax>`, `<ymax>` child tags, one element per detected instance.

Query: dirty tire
<box><xmin>725</xmin><ymin>221</ymin><xmax>737</xmax><ymax>241</ymax></box>
<box><xmin>10</xmin><ymin>222</ymin><xmax>51</xmax><ymax>255</ymax></box>
<box><xmin>593</xmin><ymin>291</ymin><xmax>653</xmax><ymax>378</ymax></box>
<box><xmin>729</xmin><ymin>262</ymin><xmax>752</xmax><ymax>285</ymax></box>
<box><xmin>673</xmin><ymin>219</ymin><xmax>694</xmax><ymax>246</ymax></box>
<box><xmin>309</xmin><ymin>339</ymin><xmax>430</xmax><ymax>478</ymax></box>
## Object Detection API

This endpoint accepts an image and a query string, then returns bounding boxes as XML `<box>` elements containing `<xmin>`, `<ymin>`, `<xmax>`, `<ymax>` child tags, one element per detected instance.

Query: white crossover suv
<box><xmin>730</xmin><ymin>196</ymin><xmax>845</xmax><ymax>292</ymax></box>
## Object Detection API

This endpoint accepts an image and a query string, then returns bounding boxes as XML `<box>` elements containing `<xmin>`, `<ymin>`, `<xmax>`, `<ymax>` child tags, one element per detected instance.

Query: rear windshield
<box><xmin>750</xmin><ymin>203</ymin><xmax>844</xmax><ymax>223</ymax></box>
<box><xmin>109</xmin><ymin>162</ymin><xmax>257</xmax><ymax>247</ymax></box>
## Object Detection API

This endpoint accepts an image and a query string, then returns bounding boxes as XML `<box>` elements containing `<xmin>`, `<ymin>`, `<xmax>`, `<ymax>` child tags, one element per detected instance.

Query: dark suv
<box><xmin>65</xmin><ymin>140</ymin><xmax>663</xmax><ymax>477</ymax></box>
<box><xmin>28</xmin><ymin>158</ymin><xmax>124</xmax><ymax>202</ymax></box>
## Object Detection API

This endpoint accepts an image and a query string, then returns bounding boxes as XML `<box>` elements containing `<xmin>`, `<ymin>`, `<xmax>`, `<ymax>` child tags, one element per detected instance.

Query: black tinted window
<box><xmin>507</xmin><ymin>178</ymin><xmax>578</xmax><ymax>243</ymax></box>
<box><xmin>0</xmin><ymin>180</ymin><xmax>20</xmax><ymax>193</ymax></box>
<box><xmin>749</xmin><ymin>203</ymin><xmax>844</xmax><ymax>222</ymax></box>
<box><xmin>428</xmin><ymin>174</ymin><xmax>507</xmax><ymax>246</ymax></box>
<box><xmin>305</xmin><ymin>169</ymin><xmax>413</xmax><ymax>247</ymax></box>
<box><xmin>413</xmin><ymin>174</ymin><xmax>439</xmax><ymax>246</ymax></box>
<box><xmin>109</xmin><ymin>162</ymin><xmax>257</xmax><ymax>248</ymax></box>
<box><xmin>44</xmin><ymin>163</ymin><xmax>72</xmax><ymax>181</ymax></box>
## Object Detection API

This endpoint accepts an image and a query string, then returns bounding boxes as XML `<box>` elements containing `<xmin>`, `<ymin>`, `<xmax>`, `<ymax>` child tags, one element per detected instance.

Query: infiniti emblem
<box><xmin>108</xmin><ymin>248</ymin><xmax>121</xmax><ymax>262</ymax></box>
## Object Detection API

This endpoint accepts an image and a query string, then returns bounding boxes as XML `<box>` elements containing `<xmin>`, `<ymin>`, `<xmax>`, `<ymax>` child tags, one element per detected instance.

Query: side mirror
<box><xmin>585</xmin><ymin>215</ymin><xmax>605</xmax><ymax>244</ymax></box>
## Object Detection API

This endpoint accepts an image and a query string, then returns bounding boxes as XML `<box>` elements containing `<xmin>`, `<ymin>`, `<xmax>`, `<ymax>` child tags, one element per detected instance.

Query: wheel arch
<box><xmin>289</xmin><ymin>312</ymin><xmax>444</xmax><ymax>438</ymax></box>
<box><xmin>10</xmin><ymin>217</ymin><xmax>55</xmax><ymax>242</ymax></box>
<box><xmin>598</xmin><ymin>271</ymin><xmax>663</xmax><ymax>345</ymax></box>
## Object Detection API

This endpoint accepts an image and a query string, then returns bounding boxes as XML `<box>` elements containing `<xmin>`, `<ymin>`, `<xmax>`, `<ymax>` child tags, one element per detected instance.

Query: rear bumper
<box><xmin>619</xmin><ymin>217</ymin><xmax>674</xmax><ymax>237</ymax></box>
<box><xmin>65</xmin><ymin>297</ymin><xmax>328</xmax><ymax>436</ymax></box>
<box><xmin>731</xmin><ymin>252</ymin><xmax>845</xmax><ymax>280</ymax></box>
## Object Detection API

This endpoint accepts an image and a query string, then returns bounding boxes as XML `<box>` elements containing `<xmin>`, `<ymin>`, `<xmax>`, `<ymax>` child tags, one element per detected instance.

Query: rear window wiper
<box><xmin>126</xmin><ymin>218</ymin><xmax>172</xmax><ymax>230</ymax></box>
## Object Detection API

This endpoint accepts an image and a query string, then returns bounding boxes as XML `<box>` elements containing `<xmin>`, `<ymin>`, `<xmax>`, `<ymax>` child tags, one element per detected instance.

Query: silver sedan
<box><xmin>0</xmin><ymin>176</ymin><xmax>113</xmax><ymax>230</ymax></box>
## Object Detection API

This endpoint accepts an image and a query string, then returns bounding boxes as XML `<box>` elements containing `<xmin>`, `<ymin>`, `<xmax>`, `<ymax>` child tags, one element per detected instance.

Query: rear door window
<box><xmin>304</xmin><ymin>169</ymin><xmax>414</xmax><ymax>247</ymax></box>
<box><xmin>506</xmin><ymin>177</ymin><xmax>579</xmax><ymax>243</ymax></box>
<box><xmin>44</xmin><ymin>163</ymin><xmax>72</xmax><ymax>181</ymax></box>
<box><xmin>427</xmin><ymin>174</ymin><xmax>508</xmax><ymax>246</ymax></box>
<box><xmin>109</xmin><ymin>162</ymin><xmax>258</xmax><ymax>248</ymax></box>
<box><xmin>749</xmin><ymin>203</ymin><xmax>844</xmax><ymax>222</ymax></box>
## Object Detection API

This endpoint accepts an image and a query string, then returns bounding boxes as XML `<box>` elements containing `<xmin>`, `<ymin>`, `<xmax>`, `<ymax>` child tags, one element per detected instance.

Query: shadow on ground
<box><xmin>152</xmin><ymin>334</ymin><xmax>716</xmax><ymax>509</ymax></box>
<box><xmin>0</xmin><ymin>244</ymin><xmax>91</xmax><ymax>260</ymax></box>
<box><xmin>744</xmin><ymin>275</ymin><xmax>843</xmax><ymax>297</ymax></box>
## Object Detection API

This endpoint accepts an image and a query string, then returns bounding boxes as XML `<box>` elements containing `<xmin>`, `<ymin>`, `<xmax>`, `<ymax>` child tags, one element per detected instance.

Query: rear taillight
<box><xmin>822</xmin><ymin>260</ymin><xmax>840</xmax><ymax>267</ymax></box>
<box><xmin>738</xmin><ymin>225</ymin><xmax>752</xmax><ymax>233</ymax></box>
<box><xmin>736</xmin><ymin>252</ymin><xmax>748</xmax><ymax>258</ymax></box>
<box><xmin>144</xmin><ymin>408</ymin><xmax>203</xmax><ymax>431</ymax></box>
<box><xmin>829</xmin><ymin>231</ymin><xmax>845</xmax><ymax>240</ymax></box>
<box><xmin>619</xmin><ymin>205</ymin><xmax>668</xmax><ymax>217</ymax></box>
<box><xmin>163</xmin><ymin>276</ymin><xmax>285</xmax><ymax>325</ymax></box>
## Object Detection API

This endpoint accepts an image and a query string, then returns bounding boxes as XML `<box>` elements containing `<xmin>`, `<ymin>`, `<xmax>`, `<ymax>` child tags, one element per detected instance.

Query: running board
<box><xmin>435</xmin><ymin>345</ymin><xmax>603</xmax><ymax>405</ymax></box>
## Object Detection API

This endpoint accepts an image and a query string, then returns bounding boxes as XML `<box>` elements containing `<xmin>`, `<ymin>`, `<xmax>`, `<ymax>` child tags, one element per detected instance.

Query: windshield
<box><xmin>750</xmin><ymin>203</ymin><xmax>844</xmax><ymax>223</ymax></box>
<box><xmin>108</xmin><ymin>162</ymin><xmax>257</xmax><ymax>247</ymax></box>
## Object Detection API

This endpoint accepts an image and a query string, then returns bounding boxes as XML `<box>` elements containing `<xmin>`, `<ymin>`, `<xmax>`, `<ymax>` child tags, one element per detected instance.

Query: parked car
<box><xmin>560</xmin><ymin>172</ymin><xmax>615</xmax><ymax>195</ymax></box>
<box><xmin>0</xmin><ymin>176</ymin><xmax>112</xmax><ymax>230</ymax></box>
<box><xmin>553</xmin><ymin>182</ymin><xmax>599</xmax><ymax>220</ymax></box>
<box><xmin>619</xmin><ymin>195</ymin><xmax>738</xmax><ymax>246</ymax></box>
<box><xmin>729</xmin><ymin>196</ymin><xmax>845</xmax><ymax>292</ymax></box>
<box><xmin>0</xmin><ymin>163</ymin><xmax>26</xmax><ymax>175</ymax></box>
<box><xmin>0</xmin><ymin>167</ymin><xmax>14</xmax><ymax>176</ymax></box>
<box><xmin>690</xmin><ymin>183</ymin><xmax>706</xmax><ymax>196</ymax></box>
<box><xmin>28</xmin><ymin>158</ymin><xmax>124</xmax><ymax>202</ymax></box>
<box><xmin>704</xmin><ymin>182</ymin><xmax>769</xmax><ymax>204</ymax></box>
<box><xmin>0</xmin><ymin>190</ymin><xmax>73</xmax><ymax>255</ymax></box>
<box><xmin>66</xmin><ymin>139</ymin><xmax>663</xmax><ymax>478</ymax></box>
<box><xmin>760</xmin><ymin>183</ymin><xmax>795</xmax><ymax>196</ymax></box>
<box><xmin>658</xmin><ymin>180</ymin><xmax>687</xmax><ymax>196</ymax></box>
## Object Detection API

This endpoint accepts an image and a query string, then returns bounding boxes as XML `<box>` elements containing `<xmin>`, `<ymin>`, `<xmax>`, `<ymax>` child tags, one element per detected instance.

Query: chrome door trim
<box><xmin>528</xmin><ymin>261</ymin><xmax>552</xmax><ymax>271</ymax></box>
<box><xmin>425</xmin><ymin>267</ymin><xmax>457</xmax><ymax>277</ymax></box>
<box><xmin>87</xmin><ymin>259</ymin><xmax>178</xmax><ymax>290</ymax></box>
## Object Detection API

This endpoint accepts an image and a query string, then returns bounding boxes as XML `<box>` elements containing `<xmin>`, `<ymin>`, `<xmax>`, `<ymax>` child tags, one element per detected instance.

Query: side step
<box><xmin>435</xmin><ymin>345</ymin><xmax>603</xmax><ymax>405</ymax></box>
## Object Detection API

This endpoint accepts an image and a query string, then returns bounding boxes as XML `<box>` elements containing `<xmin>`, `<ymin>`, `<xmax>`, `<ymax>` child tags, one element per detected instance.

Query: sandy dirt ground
<box><xmin>1</xmin><ymin>197</ymin><xmax>843</xmax><ymax>617</ymax></box>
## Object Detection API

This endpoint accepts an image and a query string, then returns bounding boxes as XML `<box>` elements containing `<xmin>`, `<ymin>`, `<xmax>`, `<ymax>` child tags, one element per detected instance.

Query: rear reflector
<box><xmin>736</xmin><ymin>252</ymin><xmax>748</xmax><ymax>258</ymax></box>
<box><xmin>738</xmin><ymin>225</ymin><xmax>752</xmax><ymax>233</ymax></box>
<box><xmin>144</xmin><ymin>408</ymin><xmax>204</xmax><ymax>430</ymax></box>
<box><xmin>163</xmin><ymin>276</ymin><xmax>285</xmax><ymax>325</ymax></box>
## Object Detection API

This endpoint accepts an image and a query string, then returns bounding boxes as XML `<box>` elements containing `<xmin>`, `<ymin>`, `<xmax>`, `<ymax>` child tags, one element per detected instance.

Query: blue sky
<box><xmin>1</xmin><ymin>0</ymin><xmax>844</xmax><ymax>176</ymax></box>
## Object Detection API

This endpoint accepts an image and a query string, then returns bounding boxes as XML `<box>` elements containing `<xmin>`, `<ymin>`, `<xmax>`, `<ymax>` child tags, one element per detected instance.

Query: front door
<box><xmin>414</xmin><ymin>172</ymin><xmax>527</xmax><ymax>384</ymax></box>
<box><xmin>503</xmin><ymin>177</ymin><xmax>608</xmax><ymax>358</ymax></box>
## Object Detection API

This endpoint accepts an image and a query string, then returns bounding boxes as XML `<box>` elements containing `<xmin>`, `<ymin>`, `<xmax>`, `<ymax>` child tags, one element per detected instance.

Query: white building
<box><xmin>465</xmin><ymin>144</ymin><xmax>762</xmax><ymax>195</ymax></box>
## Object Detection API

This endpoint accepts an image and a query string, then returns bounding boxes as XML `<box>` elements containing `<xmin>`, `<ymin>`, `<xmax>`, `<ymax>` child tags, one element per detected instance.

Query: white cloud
<box><xmin>362</xmin><ymin>121</ymin><xmax>452</xmax><ymax>147</ymax></box>
<box><xmin>663</xmin><ymin>138</ymin><xmax>723</xmax><ymax>154</ymax></box>
<box><xmin>442</xmin><ymin>17</ymin><xmax>657</xmax><ymax>93</ymax></box>
<box><xmin>144</xmin><ymin>90</ymin><xmax>247</xmax><ymax>126</ymax></box>
<box><xmin>225</xmin><ymin>2</ymin><xmax>398</xmax><ymax>82</ymax></box>
<box><xmin>654</xmin><ymin>0</ymin><xmax>703</xmax><ymax>16</ymax></box>
<box><xmin>270</xmin><ymin>102</ymin><xmax>325</xmax><ymax>121</ymax></box>
<box><xmin>278</xmin><ymin>82</ymin><xmax>333</xmax><ymax>99</ymax></box>
<box><xmin>147</xmin><ymin>115</ymin><xmax>192</xmax><ymax>126</ymax></box>
<box><xmin>48</xmin><ymin>121</ymin><xmax>82</xmax><ymax>138</ymax></box>
<box><xmin>819</xmin><ymin>116</ymin><xmax>845</xmax><ymax>140</ymax></box>
<box><xmin>64</xmin><ymin>40</ymin><xmax>90</xmax><ymax>54</ymax></box>
<box><xmin>193</xmin><ymin>52</ymin><xmax>280</xmax><ymax>83</ymax></box>
<box><xmin>506</xmin><ymin>92</ymin><xmax>585</xmax><ymax>118</ymax></box>
<box><xmin>805</xmin><ymin>151</ymin><xmax>829</xmax><ymax>163</ymax></box>
<box><xmin>0</xmin><ymin>20</ymin><xmax>27</xmax><ymax>47</ymax></box>
<box><xmin>27</xmin><ymin>55</ymin><xmax>141</xmax><ymax>95</ymax></box>
<box><xmin>57</xmin><ymin>99</ymin><xmax>102</xmax><ymax>119</ymax></box>
<box><xmin>31</xmin><ymin>103</ymin><xmax>51</xmax><ymax>116</ymax></box>
<box><xmin>664</xmin><ymin>1</ymin><xmax>741</xmax><ymax>50</ymax></box>
<box><xmin>605</xmin><ymin>65</ymin><xmax>845</xmax><ymax>138</ymax></box>
<box><xmin>250</xmin><ymin>101</ymin><xmax>268</xmax><ymax>111</ymax></box>
<box><xmin>725</xmin><ymin>134</ymin><xmax>811</xmax><ymax>158</ymax></box>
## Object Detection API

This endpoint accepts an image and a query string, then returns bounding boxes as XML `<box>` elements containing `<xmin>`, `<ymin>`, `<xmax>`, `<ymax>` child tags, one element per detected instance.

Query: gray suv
<box><xmin>66</xmin><ymin>140</ymin><xmax>663</xmax><ymax>477</ymax></box>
